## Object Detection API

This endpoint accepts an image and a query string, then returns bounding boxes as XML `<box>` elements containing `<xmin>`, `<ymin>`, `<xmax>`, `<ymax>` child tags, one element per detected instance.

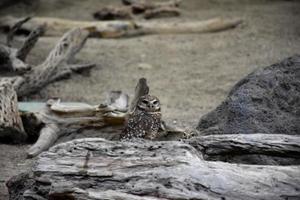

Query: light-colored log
<box><xmin>0</xmin><ymin>16</ymin><xmax>243</xmax><ymax>38</ymax></box>
<box><xmin>26</xmin><ymin>91</ymin><xmax>129</xmax><ymax>157</ymax></box>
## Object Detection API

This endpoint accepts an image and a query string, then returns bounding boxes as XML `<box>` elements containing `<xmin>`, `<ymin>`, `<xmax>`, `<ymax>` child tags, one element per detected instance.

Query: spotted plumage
<box><xmin>121</xmin><ymin>94</ymin><xmax>161</xmax><ymax>140</ymax></box>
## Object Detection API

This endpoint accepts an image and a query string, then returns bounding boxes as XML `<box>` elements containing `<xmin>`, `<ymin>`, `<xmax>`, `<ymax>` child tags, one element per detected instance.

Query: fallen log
<box><xmin>6</xmin><ymin>138</ymin><xmax>300</xmax><ymax>200</ymax></box>
<box><xmin>0</xmin><ymin>16</ymin><xmax>243</xmax><ymax>38</ymax></box>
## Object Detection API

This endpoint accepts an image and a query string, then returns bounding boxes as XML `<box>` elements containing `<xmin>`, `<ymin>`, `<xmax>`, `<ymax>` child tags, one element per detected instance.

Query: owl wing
<box><xmin>121</xmin><ymin>113</ymin><xmax>146</xmax><ymax>139</ymax></box>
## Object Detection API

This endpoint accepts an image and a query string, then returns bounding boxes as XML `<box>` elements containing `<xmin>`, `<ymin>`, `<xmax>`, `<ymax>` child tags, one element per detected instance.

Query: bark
<box><xmin>188</xmin><ymin>133</ymin><xmax>300</xmax><ymax>165</ymax></box>
<box><xmin>0</xmin><ymin>81</ymin><xmax>26</xmax><ymax>142</ymax></box>
<box><xmin>0</xmin><ymin>16</ymin><xmax>243</xmax><ymax>38</ymax></box>
<box><xmin>6</xmin><ymin>138</ymin><xmax>300</xmax><ymax>200</ymax></box>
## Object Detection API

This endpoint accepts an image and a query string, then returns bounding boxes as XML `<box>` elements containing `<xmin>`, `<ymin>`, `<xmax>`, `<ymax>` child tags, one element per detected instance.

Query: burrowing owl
<box><xmin>121</xmin><ymin>94</ymin><xmax>161</xmax><ymax>140</ymax></box>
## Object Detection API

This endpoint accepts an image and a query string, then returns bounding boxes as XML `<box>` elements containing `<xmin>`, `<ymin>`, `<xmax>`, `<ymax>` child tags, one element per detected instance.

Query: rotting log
<box><xmin>0</xmin><ymin>81</ymin><xmax>26</xmax><ymax>142</ymax></box>
<box><xmin>188</xmin><ymin>133</ymin><xmax>300</xmax><ymax>165</ymax></box>
<box><xmin>0</xmin><ymin>16</ymin><xmax>243</xmax><ymax>38</ymax></box>
<box><xmin>6</xmin><ymin>138</ymin><xmax>300</xmax><ymax>200</ymax></box>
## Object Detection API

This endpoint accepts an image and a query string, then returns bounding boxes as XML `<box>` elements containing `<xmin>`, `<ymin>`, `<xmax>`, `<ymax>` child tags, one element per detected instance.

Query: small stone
<box><xmin>137</xmin><ymin>63</ymin><xmax>153</xmax><ymax>70</ymax></box>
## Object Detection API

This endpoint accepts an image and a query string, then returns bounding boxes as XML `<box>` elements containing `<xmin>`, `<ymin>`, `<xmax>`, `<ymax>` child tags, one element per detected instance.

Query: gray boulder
<box><xmin>197</xmin><ymin>55</ymin><xmax>300</xmax><ymax>135</ymax></box>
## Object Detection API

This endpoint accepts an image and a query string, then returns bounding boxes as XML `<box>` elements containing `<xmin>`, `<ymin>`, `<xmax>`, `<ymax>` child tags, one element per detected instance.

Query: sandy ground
<box><xmin>0</xmin><ymin>0</ymin><xmax>300</xmax><ymax>199</ymax></box>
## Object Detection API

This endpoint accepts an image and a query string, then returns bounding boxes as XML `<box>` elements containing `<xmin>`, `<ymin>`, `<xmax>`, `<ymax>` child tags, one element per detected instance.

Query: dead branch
<box><xmin>0</xmin><ymin>44</ymin><xmax>30</xmax><ymax>74</ymax></box>
<box><xmin>143</xmin><ymin>6</ymin><xmax>181</xmax><ymax>19</ymax></box>
<box><xmin>0</xmin><ymin>18</ymin><xmax>45</xmax><ymax>74</ymax></box>
<box><xmin>0</xmin><ymin>16</ymin><xmax>243</xmax><ymax>38</ymax></box>
<box><xmin>13</xmin><ymin>27</ymin><xmax>95</xmax><ymax>98</ymax></box>
<box><xmin>93</xmin><ymin>6</ymin><xmax>133</xmax><ymax>20</ymax></box>
<box><xmin>123</xmin><ymin>0</ymin><xmax>181</xmax><ymax>14</ymax></box>
<box><xmin>6</xmin><ymin>16</ymin><xmax>31</xmax><ymax>47</ymax></box>
<box><xmin>16</xmin><ymin>24</ymin><xmax>46</xmax><ymax>61</ymax></box>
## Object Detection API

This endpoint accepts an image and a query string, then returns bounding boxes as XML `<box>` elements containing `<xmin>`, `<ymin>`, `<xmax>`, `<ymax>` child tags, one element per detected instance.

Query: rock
<box><xmin>197</xmin><ymin>55</ymin><xmax>300</xmax><ymax>135</ymax></box>
<box><xmin>7</xmin><ymin>138</ymin><xmax>300</xmax><ymax>200</ymax></box>
<box><xmin>137</xmin><ymin>63</ymin><xmax>153</xmax><ymax>70</ymax></box>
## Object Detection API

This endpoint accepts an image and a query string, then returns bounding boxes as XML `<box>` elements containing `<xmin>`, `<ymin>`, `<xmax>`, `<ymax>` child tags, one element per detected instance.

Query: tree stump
<box><xmin>0</xmin><ymin>81</ymin><xmax>26</xmax><ymax>142</ymax></box>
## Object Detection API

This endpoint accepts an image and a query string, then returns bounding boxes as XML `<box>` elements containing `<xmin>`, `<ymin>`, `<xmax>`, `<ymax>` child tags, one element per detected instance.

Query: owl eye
<box><xmin>142</xmin><ymin>100</ymin><xmax>149</xmax><ymax>104</ymax></box>
<box><xmin>153</xmin><ymin>100</ymin><xmax>158</xmax><ymax>105</ymax></box>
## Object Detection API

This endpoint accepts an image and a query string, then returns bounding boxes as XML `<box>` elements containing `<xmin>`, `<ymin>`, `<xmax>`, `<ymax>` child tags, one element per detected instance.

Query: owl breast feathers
<box><xmin>120</xmin><ymin>94</ymin><xmax>162</xmax><ymax>140</ymax></box>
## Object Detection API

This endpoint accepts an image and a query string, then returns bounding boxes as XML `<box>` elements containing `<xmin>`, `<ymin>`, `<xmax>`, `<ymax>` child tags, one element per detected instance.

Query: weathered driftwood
<box><xmin>1</xmin><ymin>17</ymin><xmax>94</xmax><ymax>98</ymax></box>
<box><xmin>7</xmin><ymin>138</ymin><xmax>300</xmax><ymax>200</ymax></box>
<box><xmin>14</xmin><ymin>27</ymin><xmax>94</xmax><ymax>98</ymax></box>
<box><xmin>123</xmin><ymin>0</ymin><xmax>181</xmax><ymax>14</ymax></box>
<box><xmin>0</xmin><ymin>81</ymin><xmax>26</xmax><ymax>142</ymax></box>
<box><xmin>188</xmin><ymin>133</ymin><xmax>300</xmax><ymax>165</ymax></box>
<box><xmin>0</xmin><ymin>17</ymin><xmax>44</xmax><ymax>74</ymax></box>
<box><xmin>6</xmin><ymin>16</ymin><xmax>31</xmax><ymax>47</ymax></box>
<box><xmin>94</xmin><ymin>6</ymin><xmax>180</xmax><ymax>20</ymax></box>
<box><xmin>0</xmin><ymin>16</ymin><xmax>243</xmax><ymax>38</ymax></box>
<box><xmin>25</xmin><ymin>91</ymin><xmax>129</xmax><ymax>158</ymax></box>
<box><xmin>93</xmin><ymin>6</ymin><xmax>133</xmax><ymax>20</ymax></box>
<box><xmin>143</xmin><ymin>6</ymin><xmax>180</xmax><ymax>19</ymax></box>
<box><xmin>5</xmin><ymin>28</ymin><xmax>94</xmax><ymax>98</ymax></box>
<box><xmin>93</xmin><ymin>0</ymin><xmax>181</xmax><ymax>21</ymax></box>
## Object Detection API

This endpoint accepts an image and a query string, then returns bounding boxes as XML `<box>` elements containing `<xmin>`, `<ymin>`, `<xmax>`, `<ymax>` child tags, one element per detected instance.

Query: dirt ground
<box><xmin>0</xmin><ymin>0</ymin><xmax>300</xmax><ymax>199</ymax></box>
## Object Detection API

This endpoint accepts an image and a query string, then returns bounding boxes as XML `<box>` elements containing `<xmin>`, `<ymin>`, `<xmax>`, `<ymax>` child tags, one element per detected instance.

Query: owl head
<box><xmin>137</xmin><ymin>94</ymin><xmax>161</xmax><ymax>112</ymax></box>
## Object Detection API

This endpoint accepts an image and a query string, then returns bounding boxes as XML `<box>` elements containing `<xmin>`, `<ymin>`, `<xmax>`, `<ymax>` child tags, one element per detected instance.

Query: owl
<box><xmin>120</xmin><ymin>94</ymin><xmax>162</xmax><ymax>140</ymax></box>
